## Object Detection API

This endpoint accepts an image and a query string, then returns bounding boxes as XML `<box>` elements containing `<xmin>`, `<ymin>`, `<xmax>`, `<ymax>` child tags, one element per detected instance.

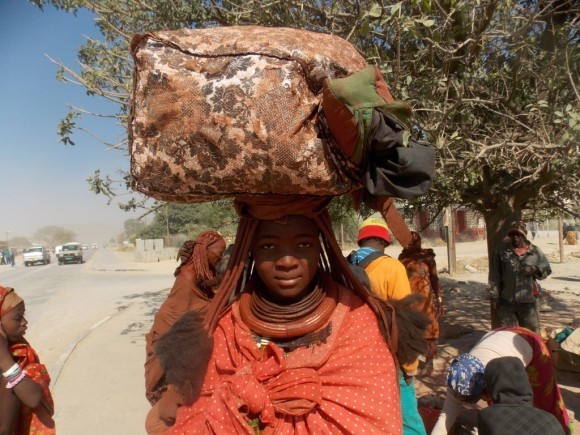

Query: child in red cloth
<box><xmin>0</xmin><ymin>285</ymin><xmax>55</xmax><ymax>434</ymax></box>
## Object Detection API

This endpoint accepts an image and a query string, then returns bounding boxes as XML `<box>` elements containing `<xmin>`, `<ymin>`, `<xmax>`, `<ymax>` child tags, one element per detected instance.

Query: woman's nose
<box><xmin>275</xmin><ymin>254</ymin><xmax>299</xmax><ymax>270</ymax></box>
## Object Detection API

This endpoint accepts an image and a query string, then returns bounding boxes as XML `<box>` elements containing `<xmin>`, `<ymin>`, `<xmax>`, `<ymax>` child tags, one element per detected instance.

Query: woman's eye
<box><xmin>262</xmin><ymin>243</ymin><xmax>275</xmax><ymax>250</ymax></box>
<box><xmin>298</xmin><ymin>242</ymin><xmax>312</xmax><ymax>248</ymax></box>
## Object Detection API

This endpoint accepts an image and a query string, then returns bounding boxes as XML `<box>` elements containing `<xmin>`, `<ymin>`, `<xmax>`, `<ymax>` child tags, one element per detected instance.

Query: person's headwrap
<box><xmin>174</xmin><ymin>231</ymin><xmax>224</xmax><ymax>279</ymax></box>
<box><xmin>0</xmin><ymin>286</ymin><xmax>23</xmax><ymax>317</ymax></box>
<box><xmin>446</xmin><ymin>353</ymin><xmax>486</xmax><ymax>397</ymax></box>
<box><xmin>204</xmin><ymin>195</ymin><xmax>396</xmax><ymax>349</ymax></box>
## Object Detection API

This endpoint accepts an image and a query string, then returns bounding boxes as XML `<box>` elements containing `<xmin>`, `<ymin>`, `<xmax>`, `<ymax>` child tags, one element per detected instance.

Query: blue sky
<box><xmin>0</xmin><ymin>0</ymin><xmax>142</xmax><ymax>244</ymax></box>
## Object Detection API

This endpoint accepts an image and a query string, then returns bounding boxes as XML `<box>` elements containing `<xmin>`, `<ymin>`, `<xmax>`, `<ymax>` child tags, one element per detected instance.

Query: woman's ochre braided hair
<box><xmin>174</xmin><ymin>231</ymin><xmax>224</xmax><ymax>281</ymax></box>
<box><xmin>157</xmin><ymin>195</ymin><xmax>428</xmax><ymax>395</ymax></box>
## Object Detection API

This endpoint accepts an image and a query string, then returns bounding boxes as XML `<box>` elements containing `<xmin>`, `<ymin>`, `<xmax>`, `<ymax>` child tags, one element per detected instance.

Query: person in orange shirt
<box><xmin>349</xmin><ymin>217</ymin><xmax>426</xmax><ymax>435</ymax></box>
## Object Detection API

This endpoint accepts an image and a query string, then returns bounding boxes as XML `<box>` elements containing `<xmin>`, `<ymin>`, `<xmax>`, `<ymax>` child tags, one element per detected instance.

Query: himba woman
<box><xmin>154</xmin><ymin>196</ymin><xmax>429</xmax><ymax>434</ymax></box>
<box><xmin>145</xmin><ymin>232</ymin><xmax>226</xmax><ymax>434</ymax></box>
<box><xmin>0</xmin><ymin>286</ymin><xmax>55</xmax><ymax>434</ymax></box>
<box><xmin>398</xmin><ymin>231</ymin><xmax>444</xmax><ymax>371</ymax></box>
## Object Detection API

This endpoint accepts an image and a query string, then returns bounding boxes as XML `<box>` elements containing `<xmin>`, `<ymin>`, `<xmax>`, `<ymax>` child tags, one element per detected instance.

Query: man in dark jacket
<box><xmin>488</xmin><ymin>221</ymin><xmax>551</xmax><ymax>333</ymax></box>
<box><xmin>478</xmin><ymin>357</ymin><xmax>564</xmax><ymax>435</ymax></box>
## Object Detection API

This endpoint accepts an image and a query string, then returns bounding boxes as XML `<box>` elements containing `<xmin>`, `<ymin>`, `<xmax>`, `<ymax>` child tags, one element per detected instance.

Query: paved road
<box><xmin>0</xmin><ymin>248</ymin><xmax>175</xmax><ymax>435</ymax></box>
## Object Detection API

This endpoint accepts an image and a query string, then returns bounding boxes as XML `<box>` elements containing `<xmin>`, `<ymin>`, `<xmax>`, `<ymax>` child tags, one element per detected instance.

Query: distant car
<box><xmin>57</xmin><ymin>242</ymin><xmax>84</xmax><ymax>265</ymax></box>
<box><xmin>82</xmin><ymin>245</ymin><xmax>88</xmax><ymax>250</ymax></box>
<box><xmin>23</xmin><ymin>246</ymin><xmax>51</xmax><ymax>267</ymax></box>
<box><xmin>91</xmin><ymin>243</ymin><xmax>99</xmax><ymax>249</ymax></box>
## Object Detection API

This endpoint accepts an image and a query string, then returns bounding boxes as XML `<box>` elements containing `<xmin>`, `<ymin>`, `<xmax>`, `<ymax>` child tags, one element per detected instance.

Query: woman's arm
<box><xmin>427</xmin><ymin>257</ymin><xmax>444</xmax><ymax>318</ymax></box>
<box><xmin>0</xmin><ymin>376</ymin><xmax>21</xmax><ymax>435</ymax></box>
<box><xmin>487</xmin><ymin>249</ymin><xmax>503</xmax><ymax>299</ymax></box>
<box><xmin>533</xmin><ymin>246</ymin><xmax>552</xmax><ymax>280</ymax></box>
<box><xmin>431</xmin><ymin>388</ymin><xmax>464</xmax><ymax>435</ymax></box>
<box><xmin>0</xmin><ymin>337</ymin><xmax>43</xmax><ymax>409</ymax></box>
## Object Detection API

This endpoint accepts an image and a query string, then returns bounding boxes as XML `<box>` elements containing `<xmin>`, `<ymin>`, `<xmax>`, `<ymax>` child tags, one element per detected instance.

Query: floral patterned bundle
<box><xmin>129</xmin><ymin>26</ymin><xmax>367</xmax><ymax>202</ymax></box>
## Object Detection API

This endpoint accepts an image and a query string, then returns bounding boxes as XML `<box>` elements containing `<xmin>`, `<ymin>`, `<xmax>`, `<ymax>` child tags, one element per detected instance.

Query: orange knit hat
<box><xmin>357</xmin><ymin>217</ymin><xmax>390</xmax><ymax>246</ymax></box>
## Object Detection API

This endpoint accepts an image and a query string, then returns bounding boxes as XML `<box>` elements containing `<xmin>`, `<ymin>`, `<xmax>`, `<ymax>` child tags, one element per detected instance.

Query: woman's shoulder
<box><xmin>329</xmin><ymin>280</ymin><xmax>385</xmax><ymax>338</ymax></box>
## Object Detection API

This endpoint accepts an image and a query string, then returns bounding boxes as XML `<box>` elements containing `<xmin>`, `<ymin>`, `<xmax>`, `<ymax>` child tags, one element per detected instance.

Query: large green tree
<box><xmin>32</xmin><ymin>0</ymin><xmax>579</xmax><ymax>255</ymax></box>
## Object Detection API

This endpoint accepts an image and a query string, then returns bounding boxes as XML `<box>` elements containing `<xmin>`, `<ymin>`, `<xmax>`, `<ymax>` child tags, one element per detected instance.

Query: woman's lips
<box><xmin>275</xmin><ymin>276</ymin><xmax>301</xmax><ymax>287</ymax></box>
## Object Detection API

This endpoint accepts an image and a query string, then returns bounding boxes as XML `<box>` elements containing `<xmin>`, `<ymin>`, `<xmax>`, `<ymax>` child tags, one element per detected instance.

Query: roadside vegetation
<box><xmin>31</xmin><ymin>0</ymin><xmax>580</xmax><ymax>256</ymax></box>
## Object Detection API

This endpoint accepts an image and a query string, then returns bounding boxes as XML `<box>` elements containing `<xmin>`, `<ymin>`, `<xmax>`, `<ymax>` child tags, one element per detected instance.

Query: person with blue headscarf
<box><xmin>431</xmin><ymin>327</ymin><xmax>572</xmax><ymax>435</ymax></box>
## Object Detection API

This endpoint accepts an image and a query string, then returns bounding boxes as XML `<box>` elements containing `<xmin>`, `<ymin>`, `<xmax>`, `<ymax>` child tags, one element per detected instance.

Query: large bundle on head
<box><xmin>131</xmin><ymin>27</ymin><xmax>436</xmax><ymax>393</ymax></box>
<box><xmin>130</xmin><ymin>26</ymin><xmax>368</xmax><ymax>202</ymax></box>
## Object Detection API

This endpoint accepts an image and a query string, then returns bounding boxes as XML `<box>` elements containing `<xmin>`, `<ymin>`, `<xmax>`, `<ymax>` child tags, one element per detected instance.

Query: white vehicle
<box><xmin>57</xmin><ymin>242</ymin><xmax>84</xmax><ymax>265</ymax></box>
<box><xmin>23</xmin><ymin>246</ymin><xmax>51</xmax><ymax>267</ymax></box>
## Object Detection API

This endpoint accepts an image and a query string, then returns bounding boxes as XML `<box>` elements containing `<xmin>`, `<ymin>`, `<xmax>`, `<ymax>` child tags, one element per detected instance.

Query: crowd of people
<box><xmin>0</xmin><ymin>249</ymin><xmax>16</xmax><ymax>267</ymax></box>
<box><xmin>137</xmin><ymin>213</ymin><xmax>571</xmax><ymax>434</ymax></box>
<box><xmin>0</xmin><ymin>214</ymin><xmax>574</xmax><ymax>434</ymax></box>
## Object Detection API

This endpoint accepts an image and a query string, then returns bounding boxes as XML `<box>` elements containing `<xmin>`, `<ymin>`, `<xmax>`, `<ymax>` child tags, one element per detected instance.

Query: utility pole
<box><xmin>165</xmin><ymin>204</ymin><xmax>170</xmax><ymax>237</ymax></box>
<box><xmin>558</xmin><ymin>216</ymin><xmax>565</xmax><ymax>263</ymax></box>
<box><xmin>445</xmin><ymin>207</ymin><xmax>457</xmax><ymax>275</ymax></box>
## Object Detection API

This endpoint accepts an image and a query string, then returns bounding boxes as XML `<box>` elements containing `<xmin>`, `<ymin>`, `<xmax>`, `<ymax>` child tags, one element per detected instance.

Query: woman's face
<box><xmin>1</xmin><ymin>302</ymin><xmax>27</xmax><ymax>342</ymax></box>
<box><xmin>509</xmin><ymin>233</ymin><xmax>525</xmax><ymax>248</ymax></box>
<box><xmin>252</xmin><ymin>216</ymin><xmax>321</xmax><ymax>302</ymax></box>
<box><xmin>207</xmin><ymin>239</ymin><xmax>227</xmax><ymax>268</ymax></box>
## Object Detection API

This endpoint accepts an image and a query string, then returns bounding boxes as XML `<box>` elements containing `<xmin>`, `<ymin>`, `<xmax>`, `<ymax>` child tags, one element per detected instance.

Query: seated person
<box><xmin>432</xmin><ymin>327</ymin><xmax>572</xmax><ymax>435</ymax></box>
<box><xmin>478</xmin><ymin>356</ymin><xmax>564</xmax><ymax>435</ymax></box>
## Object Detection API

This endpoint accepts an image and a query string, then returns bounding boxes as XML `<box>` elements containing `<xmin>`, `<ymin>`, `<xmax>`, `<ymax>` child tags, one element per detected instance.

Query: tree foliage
<box><xmin>123</xmin><ymin>218</ymin><xmax>147</xmax><ymax>242</ymax></box>
<box><xmin>131</xmin><ymin>197</ymin><xmax>363</xmax><ymax>246</ymax></box>
<box><xmin>135</xmin><ymin>202</ymin><xmax>239</xmax><ymax>240</ymax></box>
<box><xmin>31</xmin><ymin>0</ymin><xmax>579</xmax><ymax>253</ymax></box>
<box><xmin>6</xmin><ymin>237</ymin><xmax>32</xmax><ymax>249</ymax></box>
<box><xmin>32</xmin><ymin>225</ymin><xmax>77</xmax><ymax>246</ymax></box>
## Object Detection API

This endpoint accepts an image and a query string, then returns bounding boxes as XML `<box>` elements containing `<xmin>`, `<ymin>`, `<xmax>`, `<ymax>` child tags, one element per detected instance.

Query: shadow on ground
<box><xmin>117</xmin><ymin>289</ymin><xmax>170</xmax><ymax>339</ymax></box>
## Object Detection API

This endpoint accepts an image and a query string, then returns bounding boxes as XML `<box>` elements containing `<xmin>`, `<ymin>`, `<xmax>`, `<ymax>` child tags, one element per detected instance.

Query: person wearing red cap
<box><xmin>488</xmin><ymin>220</ymin><xmax>552</xmax><ymax>333</ymax></box>
<box><xmin>351</xmin><ymin>217</ymin><xmax>412</xmax><ymax>301</ymax></box>
<box><xmin>349</xmin><ymin>216</ymin><xmax>426</xmax><ymax>435</ymax></box>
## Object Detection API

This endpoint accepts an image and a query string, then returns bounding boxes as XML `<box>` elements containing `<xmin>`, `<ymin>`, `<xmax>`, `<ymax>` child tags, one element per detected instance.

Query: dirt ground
<box><xmin>413</xmin><ymin>246</ymin><xmax>580</xmax><ymax>434</ymax></box>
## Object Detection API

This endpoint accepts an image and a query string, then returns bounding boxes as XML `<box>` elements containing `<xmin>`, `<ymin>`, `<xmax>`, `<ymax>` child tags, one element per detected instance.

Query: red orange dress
<box><xmin>10</xmin><ymin>341</ymin><xmax>55</xmax><ymax>434</ymax></box>
<box><xmin>167</xmin><ymin>282</ymin><xmax>402</xmax><ymax>434</ymax></box>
